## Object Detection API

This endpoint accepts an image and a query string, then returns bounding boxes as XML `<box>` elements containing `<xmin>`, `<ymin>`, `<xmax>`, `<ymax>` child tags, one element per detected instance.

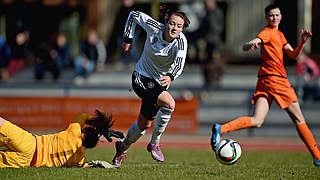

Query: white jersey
<box><xmin>123</xmin><ymin>11</ymin><xmax>187</xmax><ymax>83</ymax></box>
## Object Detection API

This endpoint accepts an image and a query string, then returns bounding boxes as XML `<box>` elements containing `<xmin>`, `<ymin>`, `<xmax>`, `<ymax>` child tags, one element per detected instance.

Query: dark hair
<box><xmin>264</xmin><ymin>4</ymin><xmax>280</xmax><ymax>16</ymax></box>
<box><xmin>82</xmin><ymin>127</ymin><xmax>99</xmax><ymax>148</ymax></box>
<box><xmin>85</xmin><ymin>110</ymin><xmax>114</xmax><ymax>135</ymax></box>
<box><xmin>159</xmin><ymin>3</ymin><xmax>190</xmax><ymax>28</ymax></box>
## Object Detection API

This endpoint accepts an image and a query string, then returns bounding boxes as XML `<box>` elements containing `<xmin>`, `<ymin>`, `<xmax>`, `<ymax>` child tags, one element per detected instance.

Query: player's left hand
<box><xmin>160</xmin><ymin>76</ymin><xmax>171</xmax><ymax>90</ymax></box>
<box><xmin>301</xmin><ymin>29</ymin><xmax>312</xmax><ymax>43</ymax></box>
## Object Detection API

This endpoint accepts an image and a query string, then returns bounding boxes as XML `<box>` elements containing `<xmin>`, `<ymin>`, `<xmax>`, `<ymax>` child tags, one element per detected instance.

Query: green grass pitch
<box><xmin>0</xmin><ymin>145</ymin><xmax>319</xmax><ymax>180</ymax></box>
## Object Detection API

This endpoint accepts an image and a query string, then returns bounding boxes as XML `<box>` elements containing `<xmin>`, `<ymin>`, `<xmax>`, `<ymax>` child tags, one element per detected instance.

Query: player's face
<box><xmin>266</xmin><ymin>8</ymin><xmax>282</xmax><ymax>28</ymax></box>
<box><xmin>165</xmin><ymin>14</ymin><xmax>184</xmax><ymax>42</ymax></box>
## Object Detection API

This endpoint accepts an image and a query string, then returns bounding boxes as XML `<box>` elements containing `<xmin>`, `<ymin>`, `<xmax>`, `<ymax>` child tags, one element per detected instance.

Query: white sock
<box><xmin>150</xmin><ymin>107</ymin><xmax>174</xmax><ymax>145</ymax></box>
<box><xmin>121</xmin><ymin>121</ymin><xmax>145</xmax><ymax>152</ymax></box>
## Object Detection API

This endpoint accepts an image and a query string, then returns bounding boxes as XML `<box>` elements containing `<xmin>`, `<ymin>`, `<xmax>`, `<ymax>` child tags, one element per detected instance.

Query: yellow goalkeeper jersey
<box><xmin>33</xmin><ymin>113</ymin><xmax>91</xmax><ymax>167</ymax></box>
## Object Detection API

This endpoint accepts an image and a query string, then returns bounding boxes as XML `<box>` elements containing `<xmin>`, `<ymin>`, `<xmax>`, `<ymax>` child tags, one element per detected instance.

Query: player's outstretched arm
<box><xmin>284</xmin><ymin>29</ymin><xmax>312</xmax><ymax>59</ymax></box>
<box><xmin>243</xmin><ymin>38</ymin><xmax>261</xmax><ymax>51</ymax></box>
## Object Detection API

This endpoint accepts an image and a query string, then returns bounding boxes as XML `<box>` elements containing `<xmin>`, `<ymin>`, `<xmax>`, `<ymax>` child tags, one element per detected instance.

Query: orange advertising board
<box><xmin>0</xmin><ymin>97</ymin><xmax>199</xmax><ymax>133</ymax></box>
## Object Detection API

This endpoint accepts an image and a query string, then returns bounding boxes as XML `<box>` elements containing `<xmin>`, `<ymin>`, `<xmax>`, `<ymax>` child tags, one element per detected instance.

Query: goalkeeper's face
<box><xmin>81</xmin><ymin>127</ymin><xmax>99</xmax><ymax>148</ymax></box>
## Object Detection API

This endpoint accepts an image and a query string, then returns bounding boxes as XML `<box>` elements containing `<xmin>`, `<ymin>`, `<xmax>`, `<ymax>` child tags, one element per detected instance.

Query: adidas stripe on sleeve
<box><xmin>123</xmin><ymin>11</ymin><xmax>164</xmax><ymax>41</ymax></box>
<box><xmin>168</xmin><ymin>35</ymin><xmax>187</xmax><ymax>80</ymax></box>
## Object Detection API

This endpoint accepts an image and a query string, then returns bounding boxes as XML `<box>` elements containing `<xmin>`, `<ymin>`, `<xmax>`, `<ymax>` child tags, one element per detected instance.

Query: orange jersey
<box><xmin>257</xmin><ymin>26</ymin><xmax>288</xmax><ymax>77</ymax></box>
<box><xmin>34</xmin><ymin>123</ymin><xmax>85</xmax><ymax>167</ymax></box>
<box><xmin>33</xmin><ymin>113</ymin><xmax>92</xmax><ymax>167</ymax></box>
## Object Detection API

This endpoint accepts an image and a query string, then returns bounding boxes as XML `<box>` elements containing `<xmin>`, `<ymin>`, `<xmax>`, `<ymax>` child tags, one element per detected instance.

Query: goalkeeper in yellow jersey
<box><xmin>0</xmin><ymin>110</ymin><xmax>124</xmax><ymax>168</ymax></box>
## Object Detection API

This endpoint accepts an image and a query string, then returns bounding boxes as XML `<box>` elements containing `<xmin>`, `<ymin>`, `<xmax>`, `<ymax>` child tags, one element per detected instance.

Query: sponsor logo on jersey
<box><xmin>147</xmin><ymin>82</ymin><xmax>155</xmax><ymax>89</ymax></box>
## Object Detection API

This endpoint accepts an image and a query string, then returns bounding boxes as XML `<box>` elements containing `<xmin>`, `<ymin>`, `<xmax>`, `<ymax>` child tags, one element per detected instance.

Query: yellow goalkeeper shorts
<box><xmin>0</xmin><ymin>121</ymin><xmax>36</xmax><ymax>168</ymax></box>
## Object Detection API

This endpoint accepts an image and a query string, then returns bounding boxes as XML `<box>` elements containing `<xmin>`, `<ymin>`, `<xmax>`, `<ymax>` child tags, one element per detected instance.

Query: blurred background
<box><xmin>0</xmin><ymin>0</ymin><xmax>319</xmax><ymax>138</ymax></box>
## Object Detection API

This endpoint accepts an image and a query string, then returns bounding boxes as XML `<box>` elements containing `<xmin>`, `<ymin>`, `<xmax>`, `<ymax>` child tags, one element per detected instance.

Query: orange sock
<box><xmin>221</xmin><ymin>117</ymin><xmax>252</xmax><ymax>134</ymax></box>
<box><xmin>296</xmin><ymin>123</ymin><xmax>320</xmax><ymax>160</ymax></box>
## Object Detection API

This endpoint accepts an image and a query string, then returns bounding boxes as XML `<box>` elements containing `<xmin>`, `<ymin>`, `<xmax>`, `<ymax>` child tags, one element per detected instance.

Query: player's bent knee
<box><xmin>251</xmin><ymin>117</ymin><xmax>264</xmax><ymax>128</ymax></box>
<box><xmin>164</xmin><ymin>100</ymin><xmax>175</xmax><ymax>110</ymax></box>
<box><xmin>170</xmin><ymin>98</ymin><xmax>176</xmax><ymax>109</ymax></box>
<box><xmin>169</xmin><ymin>102</ymin><xmax>175</xmax><ymax>111</ymax></box>
<box><xmin>252</xmin><ymin>122</ymin><xmax>263</xmax><ymax>128</ymax></box>
<box><xmin>157</xmin><ymin>92</ymin><xmax>175</xmax><ymax>110</ymax></box>
<box><xmin>294</xmin><ymin>117</ymin><xmax>305</xmax><ymax>125</ymax></box>
<box><xmin>254</xmin><ymin>123</ymin><xmax>263</xmax><ymax>128</ymax></box>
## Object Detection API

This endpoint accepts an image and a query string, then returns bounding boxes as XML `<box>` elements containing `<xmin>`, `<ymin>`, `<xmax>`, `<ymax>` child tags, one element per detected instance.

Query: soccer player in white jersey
<box><xmin>112</xmin><ymin>6</ymin><xmax>190</xmax><ymax>168</ymax></box>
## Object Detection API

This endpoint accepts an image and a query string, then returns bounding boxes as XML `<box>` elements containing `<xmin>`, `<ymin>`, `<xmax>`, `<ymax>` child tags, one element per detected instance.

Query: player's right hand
<box><xmin>122</xmin><ymin>43</ymin><xmax>132</xmax><ymax>54</ymax></box>
<box><xmin>243</xmin><ymin>38</ymin><xmax>261</xmax><ymax>51</ymax></box>
<box><xmin>160</xmin><ymin>76</ymin><xmax>171</xmax><ymax>90</ymax></box>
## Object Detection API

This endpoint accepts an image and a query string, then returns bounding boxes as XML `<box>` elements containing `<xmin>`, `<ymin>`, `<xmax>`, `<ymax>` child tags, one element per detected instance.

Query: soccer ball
<box><xmin>216</xmin><ymin>139</ymin><xmax>242</xmax><ymax>165</ymax></box>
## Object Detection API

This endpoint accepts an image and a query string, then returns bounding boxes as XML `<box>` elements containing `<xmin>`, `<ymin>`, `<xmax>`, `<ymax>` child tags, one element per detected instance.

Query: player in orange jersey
<box><xmin>0</xmin><ymin>110</ymin><xmax>123</xmax><ymax>168</ymax></box>
<box><xmin>211</xmin><ymin>4</ymin><xmax>320</xmax><ymax>166</ymax></box>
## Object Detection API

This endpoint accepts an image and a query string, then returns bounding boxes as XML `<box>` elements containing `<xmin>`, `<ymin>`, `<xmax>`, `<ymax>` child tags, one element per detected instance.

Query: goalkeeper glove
<box><xmin>104</xmin><ymin>129</ymin><xmax>124</xmax><ymax>142</ymax></box>
<box><xmin>87</xmin><ymin>160</ymin><xmax>115</xmax><ymax>168</ymax></box>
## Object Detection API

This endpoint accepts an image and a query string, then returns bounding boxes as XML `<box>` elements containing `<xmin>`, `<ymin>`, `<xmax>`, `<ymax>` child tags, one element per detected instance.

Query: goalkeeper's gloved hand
<box><xmin>87</xmin><ymin>160</ymin><xmax>115</xmax><ymax>168</ymax></box>
<box><xmin>104</xmin><ymin>129</ymin><xmax>125</xmax><ymax>142</ymax></box>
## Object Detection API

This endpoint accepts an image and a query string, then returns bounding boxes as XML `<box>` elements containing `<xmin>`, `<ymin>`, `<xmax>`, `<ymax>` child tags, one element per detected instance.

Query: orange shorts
<box><xmin>252</xmin><ymin>76</ymin><xmax>298</xmax><ymax>109</ymax></box>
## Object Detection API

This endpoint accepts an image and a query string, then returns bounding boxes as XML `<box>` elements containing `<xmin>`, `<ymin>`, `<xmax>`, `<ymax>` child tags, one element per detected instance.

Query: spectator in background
<box><xmin>202</xmin><ymin>51</ymin><xmax>225</xmax><ymax>89</ymax></box>
<box><xmin>0</xmin><ymin>35</ymin><xmax>11</xmax><ymax>80</ymax></box>
<box><xmin>51</xmin><ymin>34</ymin><xmax>73</xmax><ymax>70</ymax></box>
<box><xmin>201</xmin><ymin>0</ymin><xmax>225</xmax><ymax>89</ymax></box>
<box><xmin>3</xmin><ymin>30</ymin><xmax>30</xmax><ymax>80</ymax></box>
<box><xmin>296</xmin><ymin>52</ymin><xmax>319</xmax><ymax>102</ymax></box>
<box><xmin>74</xmin><ymin>30</ymin><xmax>107</xmax><ymax>85</ymax></box>
<box><xmin>109</xmin><ymin>0</ymin><xmax>140</xmax><ymax>67</ymax></box>
<box><xmin>179</xmin><ymin>0</ymin><xmax>206</xmax><ymax>63</ymax></box>
<box><xmin>34</xmin><ymin>42</ymin><xmax>60</xmax><ymax>81</ymax></box>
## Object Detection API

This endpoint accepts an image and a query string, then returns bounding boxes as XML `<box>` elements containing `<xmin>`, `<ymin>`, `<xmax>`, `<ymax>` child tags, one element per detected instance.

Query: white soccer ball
<box><xmin>216</xmin><ymin>139</ymin><xmax>242</xmax><ymax>165</ymax></box>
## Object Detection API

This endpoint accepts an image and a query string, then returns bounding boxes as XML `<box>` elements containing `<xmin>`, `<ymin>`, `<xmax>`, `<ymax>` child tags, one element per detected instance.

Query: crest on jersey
<box><xmin>147</xmin><ymin>82</ymin><xmax>155</xmax><ymax>89</ymax></box>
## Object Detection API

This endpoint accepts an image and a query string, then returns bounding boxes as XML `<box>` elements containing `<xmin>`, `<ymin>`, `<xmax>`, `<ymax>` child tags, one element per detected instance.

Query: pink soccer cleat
<box><xmin>147</xmin><ymin>143</ymin><xmax>164</xmax><ymax>162</ymax></box>
<box><xmin>112</xmin><ymin>141</ymin><xmax>127</xmax><ymax>168</ymax></box>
